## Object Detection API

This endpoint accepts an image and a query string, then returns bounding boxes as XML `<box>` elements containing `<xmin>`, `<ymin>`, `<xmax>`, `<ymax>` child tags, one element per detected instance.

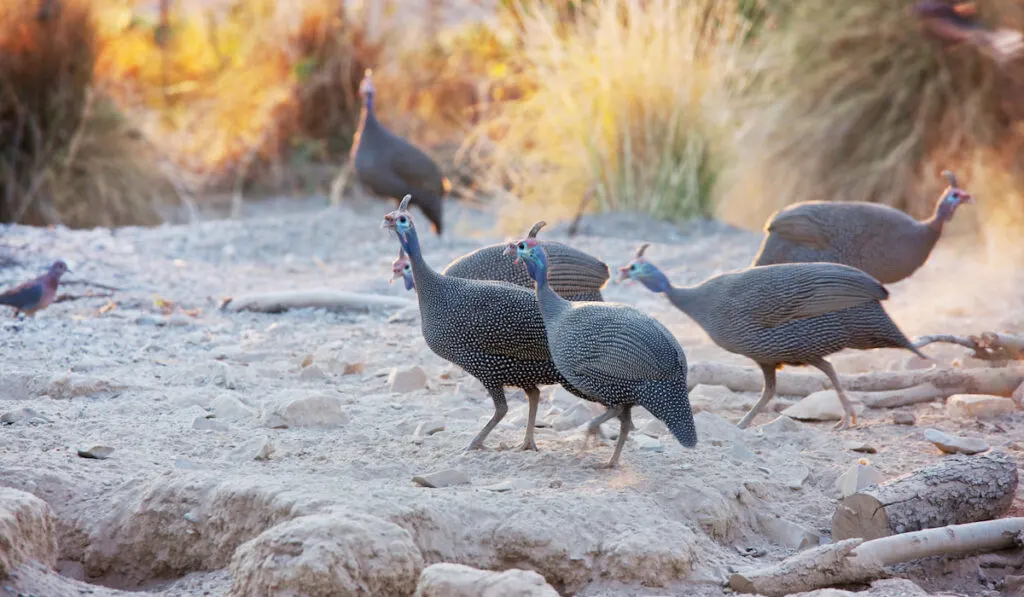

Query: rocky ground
<box><xmin>0</xmin><ymin>194</ymin><xmax>1022</xmax><ymax>597</ymax></box>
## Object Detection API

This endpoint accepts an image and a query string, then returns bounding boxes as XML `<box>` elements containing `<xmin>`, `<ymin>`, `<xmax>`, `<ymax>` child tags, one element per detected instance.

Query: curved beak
<box><xmin>616</xmin><ymin>265</ymin><xmax>632</xmax><ymax>283</ymax></box>
<box><xmin>503</xmin><ymin>243</ymin><xmax>522</xmax><ymax>264</ymax></box>
<box><xmin>961</xmin><ymin>192</ymin><xmax>975</xmax><ymax>204</ymax></box>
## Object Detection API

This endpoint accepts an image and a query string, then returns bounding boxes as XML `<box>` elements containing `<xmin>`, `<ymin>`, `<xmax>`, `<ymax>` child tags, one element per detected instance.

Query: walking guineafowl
<box><xmin>381</xmin><ymin>196</ymin><xmax>601</xmax><ymax>453</ymax></box>
<box><xmin>506</xmin><ymin>227</ymin><xmax>697</xmax><ymax>468</ymax></box>
<box><xmin>620</xmin><ymin>244</ymin><xmax>928</xmax><ymax>430</ymax></box>
<box><xmin>392</xmin><ymin>221</ymin><xmax>609</xmax><ymax>300</ymax></box>
<box><xmin>752</xmin><ymin>170</ymin><xmax>973</xmax><ymax>284</ymax></box>
<box><xmin>352</xmin><ymin>69</ymin><xmax>450</xmax><ymax>235</ymax></box>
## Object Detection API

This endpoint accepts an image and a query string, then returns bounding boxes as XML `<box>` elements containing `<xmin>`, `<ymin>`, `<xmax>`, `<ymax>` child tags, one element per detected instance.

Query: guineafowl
<box><xmin>752</xmin><ymin>170</ymin><xmax>973</xmax><ymax>284</ymax></box>
<box><xmin>390</xmin><ymin>247</ymin><xmax>414</xmax><ymax>291</ymax></box>
<box><xmin>381</xmin><ymin>196</ymin><xmax>599</xmax><ymax>453</ymax></box>
<box><xmin>621</xmin><ymin>244</ymin><xmax>928</xmax><ymax>430</ymax></box>
<box><xmin>352</xmin><ymin>69</ymin><xmax>450</xmax><ymax>235</ymax></box>
<box><xmin>443</xmin><ymin>221</ymin><xmax>609</xmax><ymax>301</ymax></box>
<box><xmin>507</xmin><ymin>228</ymin><xmax>697</xmax><ymax>468</ymax></box>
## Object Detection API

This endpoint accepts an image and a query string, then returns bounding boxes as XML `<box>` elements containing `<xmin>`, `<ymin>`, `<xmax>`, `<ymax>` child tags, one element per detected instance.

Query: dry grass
<box><xmin>465</xmin><ymin>0</ymin><xmax>752</xmax><ymax>231</ymax></box>
<box><xmin>717</xmin><ymin>0</ymin><xmax>1024</xmax><ymax>245</ymax></box>
<box><xmin>0</xmin><ymin>0</ymin><xmax>174</xmax><ymax>227</ymax></box>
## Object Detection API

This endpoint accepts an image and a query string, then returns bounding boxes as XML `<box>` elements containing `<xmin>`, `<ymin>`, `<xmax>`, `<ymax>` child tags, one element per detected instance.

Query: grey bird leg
<box><xmin>737</xmin><ymin>363</ymin><xmax>777</xmax><ymax>429</ymax></box>
<box><xmin>521</xmin><ymin>387</ymin><xmax>540</xmax><ymax>451</ymax></box>
<box><xmin>468</xmin><ymin>385</ymin><xmax>509</xmax><ymax>450</ymax></box>
<box><xmin>598</xmin><ymin>405</ymin><xmax>633</xmax><ymax>469</ymax></box>
<box><xmin>808</xmin><ymin>357</ymin><xmax>856</xmax><ymax>430</ymax></box>
<box><xmin>581</xmin><ymin>405</ymin><xmax>622</xmax><ymax>452</ymax></box>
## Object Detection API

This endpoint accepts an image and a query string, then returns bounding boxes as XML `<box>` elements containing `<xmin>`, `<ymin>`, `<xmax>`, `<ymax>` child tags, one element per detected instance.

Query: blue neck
<box><xmin>364</xmin><ymin>93</ymin><xmax>375</xmax><ymax>113</ymax></box>
<box><xmin>639</xmin><ymin>268</ymin><xmax>672</xmax><ymax>294</ymax></box>
<box><xmin>398</xmin><ymin>225</ymin><xmax>420</xmax><ymax>262</ymax></box>
<box><xmin>525</xmin><ymin>249</ymin><xmax>550</xmax><ymax>288</ymax></box>
<box><xmin>403</xmin><ymin>274</ymin><xmax>415</xmax><ymax>291</ymax></box>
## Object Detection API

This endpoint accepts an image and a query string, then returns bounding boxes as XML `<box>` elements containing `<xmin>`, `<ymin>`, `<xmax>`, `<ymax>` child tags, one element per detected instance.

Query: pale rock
<box><xmin>0</xmin><ymin>488</ymin><xmax>58</xmax><ymax>576</ymax></box>
<box><xmin>299</xmin><ymin>364</ymin><xmax>326</xmax><ymax>380</ymax></box>
<box><xmin>600</xmin><ymin>524</ymin><xmax>697</xmax><ymax>586</ymax></box>
<box><xmin>760</xmin><ymin>416</ymin><xmax>803</xmax><ymax>435</ymax></box>
<box><xmin>835</xmin><ymin>463</ymin><xmax>885</xmax><ymax>497</ymax></box>
<box><xmin>261</xmin><ymin>392</ymin><xmax>349</xmax><ymax>429</ymax></box>
<box><xmin>688</xmin><ymin>384</ymin><xmax>741</xmax><ymax>411</ymax></box>
<box><xmin>631</xmin><ymin>434</ymin><xmax>664</xmax><ymax>452</ymax></box>
<box><xmin>923</xmin><ymin>428</ymin><xmax>990</xmax><ymax>455</ymax></box>
<box><xmin>552</xmin><ymin>402</ymin><xmax>596</xmax><ymax>431</ymax></box>
<box><xmin>229</xmin><ymin>512</ymin><xmax>423</xmax><ymax>597</ymax></box>
<box><xmin>77</xmin><ymin>446</ymin><xmax>114</xmax><ymax>460</ymax></box>
<box><xmin>694</xmin><ymin>411</ymin><xmax>745</xmax><ymax>445</ymax></box>
<box><xmin>785</xmin><ymin>464</ymin><xmax>811</xmax><ymax>490</ymax></box>
<box><xmin>413</xmin><ymin>563</ymin><xmax>558</xmax><ymax>597</ymax></box>
<box><xmin>313</xmin><ymin>342</ymin><xmax>363</xmax><ymax>375</ymax></box>
<box><xmin>413</xmin><ymin>469</ymin><xmax>471</xmax><ymax>488</ymax></box>
<box><xmin>782</xmin><ymin>390</ymin><xmax>862</xmax><ymax>422</ymax></box>
<box><xmin>227</xmin><ymin>438</ymin><xmax>275</xmax><ymax>462</ymax></box>
<box><xmin>0</xmin><ymin>408</ymin><xmax>47</xmax><ymax>425</ymax></box>
<box><xmin>213</xmin><ymin>362</ymin><xmax>237</xmax><ymax>389</ymax></box>
<box><xmin>388</xmin><ymin>366</ymin><xmax>428</xmax><ymax>393</ymax></box>
<box><xmin>193</xmin><ymin>416</ymin><xmax>230</xmax><ymax>432</ymax></box>
<box><xmin>757</xmin><ymin>513</ymin><xmax>822</xmax><ymax>550</ymax></box>
<box><xmin>946</xmin><ymin>394</ymin><xmax>1016</xmax><ymax>420</ymax></box>
<box><xmin>892</xmin><ymin>411</ymin><xmax>916</xmax><ymax>425</ymax></box>
<box><xmin>412</xmin><ymin>420</ymin><xmax>446</xmax><ymax>443</ymax></box>
<box><xmin>170</xmin><ymin>392</ymin><xmax>212</xmax><ymax>409</ymax></box>
<box><xmin>210</xmin><ymin>394</ymin><xmax>256</xmax><ymax>421</ymax></box>
<box><xmin>641</xmin><ymin>419</ymin><xmax>669</xmax><ymax>438</ymax></box>
<box><xmin>844</xmin><ymin>441</ymin><xmax>877</xmax><ymax>454</ymax></box>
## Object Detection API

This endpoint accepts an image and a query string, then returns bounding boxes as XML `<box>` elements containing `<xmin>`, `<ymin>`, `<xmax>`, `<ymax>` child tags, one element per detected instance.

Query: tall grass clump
<box><xmin>467</xmin><ymin>0</ymin><xmax>752</xmax><ymax>229</ymax></box>
<box><xmin>719</xmin><ymin>0</ymin><xmax>1024</xmax><ymax>238</ymax></box>
<box><xmin>0</xmin><ymin>0</ymin><xmax>176</xmax><ymax>227</ymax></box>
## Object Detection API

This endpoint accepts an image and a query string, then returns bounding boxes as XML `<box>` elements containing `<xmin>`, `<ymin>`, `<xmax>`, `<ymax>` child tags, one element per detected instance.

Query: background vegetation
<box><xmin>1</xmin><ymin>0</ymin><xmax>1022</xmax><ymax>249</ymax></box>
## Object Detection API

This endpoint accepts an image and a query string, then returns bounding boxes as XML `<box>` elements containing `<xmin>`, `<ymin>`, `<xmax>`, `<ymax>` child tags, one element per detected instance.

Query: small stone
<box><xmin>946</xmin><ymin>394</ymin><xmax>1016</xmax><ymax>420</ymax></box>
<box><xmin>923</xmin><ymin>428</ymin><xmax>990</xmax><ymax>455</ymax></box>
<box><xmin>214</xmin><ymin>362</ymin><xmax>236</xmax><ymax>389</ymax></box>
<box><xmin>758</xmin><ymin>514</ymin><xmax>822</xmax><ymax>550</ymax></box>
<box><xmin>414</xmin><ymin>563</ymin><xmax>559</xmax><ymax>597</ymax></box>
<box><xmin>343</xmin><ymin>362</ymin><xmax>365</xmax><ymax>375</ymax></box>
<box><xmin>785</xmin><ymin>464</ymin><xmax>811</xmax><ymax>490</ymax></box>
<box><xmin>844</xmin><ymin>441</ymin><xmax>877</xmax><ymax>454</ymax></box>
<box><xmin>210</xmin><ymin>394</ymin><xmax>256</xmax><ymax>420</ymax></box>
<box><xmin>77</xmin><ymin>446</ymin><xmax>114</xmax><ymax>460</ymax></box>
<box><xmin>412</xmin><ymin>469</ymin><xmax>471</xmax><ymax>488</ymax></box>
<box><xmin>261</xmin><ymin>393</ymin><xmax>350</xmax><ymax>429</ymax></box>
<box><xmin>387</xmin><ymin>366</ymin><xmax>428</xmax><ymax>393</ymax></box>
<box><xmin>641</xmin><ymin>419</ymin><xmax>669</xmax><ymax>437</ymax></box>
<box><xmin>192</xmin><ymin>416</ymin><xmax>229</xmax><ymax>431</ymax></box>
<box><xmin>227</xmin><ymin>438</ymin><xmax>275</xmax><ymax>462</ymax></box>
<box><xmin>552</xmin><ymin>402</ymin><xmax>595</xmax><ymax>431</ymax></box>
<box><xmin>695</xmin><ymin>411</ymin><xmax>746</xmax><ymax>445</ymax></box>
<box><xmin>413</xmin><ymin>420</ymin><xmax>445</xmax><ymax>438</ymax></box>
<box><xmin>782</xmin><ymin>390</ymin><xmax>855</xmax><ymax>422</ymax></box>
<box><xmin>0</xmin><ymin>408</ymin><xmax>43</xmax><ymax>424</ymax></box>
<box><xmin>299</xmin><ymin>364</ymin><xmax>325</xmax><ymax>380</ymax></box>
<box><xmin>892</xmin><ymin>411</ymin><xmax>916</xmax><ymax>425</ymax></box>
<box><xmin>836</xmin><ymin>463</ymin><xmax>886</xmax><ymax>497</ymax></box>
<box><xmin>632</xmin><ymin>434</ymin><xmax>664</xmax><ymax>452</ymax></box>
<box><xmin>760</xmin><ymin>416</ymin><xmax>803</xmax><ymax>434</ymax></box>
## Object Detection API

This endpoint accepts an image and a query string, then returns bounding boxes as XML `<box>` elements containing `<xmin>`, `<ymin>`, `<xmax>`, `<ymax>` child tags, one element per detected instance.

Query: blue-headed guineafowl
<box><xmin>621</xmin><ymin>244</ymin><xmax>928</xmax><ymax>429</ymax></box>
<box><xmin>381</xmin><ymin>196</ymin><xmax>598</xmax><ymax>453</ymax></box>
<box><xmin>353</xmin><ymin>69</ymin><xmax>450</xmax><ymax>235</ymax></box>
<box><xmin>507</xmin><ymin>228</ymin><xmax>697</xmax><ymax>468</ymax></box>
<box><xmin>752</xmin><ymin>170</ymin><xmax>973</xmax><ymax>284</ymax></box>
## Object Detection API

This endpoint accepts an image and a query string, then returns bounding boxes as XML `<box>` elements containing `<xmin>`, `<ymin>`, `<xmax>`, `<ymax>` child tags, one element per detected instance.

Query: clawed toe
<box><xmin>519</xmin><ymin>440</ymin><xmax>538</xmax><ymax>451</ymax></box>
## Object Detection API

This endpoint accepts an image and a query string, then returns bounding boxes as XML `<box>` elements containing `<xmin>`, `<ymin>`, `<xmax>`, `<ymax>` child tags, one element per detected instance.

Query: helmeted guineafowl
<box><xmin>392</xmin><ymin>221</ymin><xmax>609</xmax><ymax>300</ymax></box>
<box><xmin>381</xmin><ymin>196</ymin><xmax>599</xmax><ymax>452</ymax></box>
<box><xmin>352</xmin><ymin>69</ymin><xmax>450</xmax><ymax>235</ymax></box>
<box><xmin>752</xmin><ymin>170</ymin><xmax>973</xmax><ymax>284</ymax></box>
<box><xmin>621</xmin><ymin>244</ymin><xmax>928</xmax><ymax>430</ymax></box>
<box><xmin>507</xmin><ymin>227</ymin><xmax>697</xmax><ymax>468</ymax></box>
<box><xmin>390</xmin><ymin>247</ymin><xmax>414</xmax><ymax>291</ymax></box>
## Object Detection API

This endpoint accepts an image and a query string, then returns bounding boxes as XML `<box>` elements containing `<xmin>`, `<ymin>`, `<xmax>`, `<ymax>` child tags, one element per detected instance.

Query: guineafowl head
<box><xmin>382</xmin><ymin>195</ymin><xmax>416</xmax><ymax>245</ymax></box>
<box><xmin>390</xmin><ymin>248</ymin><xmax>414</xmax><ymax>290</ymax></box>
<box><xmin>619</xmin><ymin>244</ymin><xmax>671</xmax><ymax>293</ymax></box>
<box><xmin>934</xmin><ymin>170</ymin><xmax>974</xmax><ymax>223</ymax></box>
<box><xmin>503</xmin><ymin>221</ymin><xmax>550</xmax><ymax>281</ymax></box>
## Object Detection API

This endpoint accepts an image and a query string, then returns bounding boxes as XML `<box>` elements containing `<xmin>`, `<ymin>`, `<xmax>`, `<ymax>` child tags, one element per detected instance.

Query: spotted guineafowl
<box><xmin>352</xmin><ymin>69</ymin><xmax>450</xmax><ymax>235</ymax></box>
<box><xmin>390</xmin><ymin>247</ymin><xmax>414</xmax><ymax>291</ymax></box>
<box><xmin>381</xmin><ymin>196</ymin><xmax>598</xmax><ymax>452</ymax></box>
<box><xmin>621</xmin><ymin>244</ymin><xmax>928</xmax><ymax>430</ymax></box>
<box><xmin>752</xmin><ymin>170</ymin><xmax>973</xmax><ymax>284</ymax></box>
<box><xmin>507</xmin><ymin>227</ymin><xmax>697</xmax><ymax>468</ymax></box>
<box><xmin>392</xmin><ymin>221</ymin><xmax>608</xmax><ymax>300</ymax></box>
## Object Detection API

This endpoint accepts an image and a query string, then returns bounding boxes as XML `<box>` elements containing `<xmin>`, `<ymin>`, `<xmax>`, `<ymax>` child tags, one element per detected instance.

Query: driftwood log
<box><xmin>832</xmin><ymin>451</ymin><xmax>1018</xmax><ymax>541</ymax></box>
<box><xmin>687</xmin><ymin>362</ymin><xmax>1024</xmax><ymax>405</ymax></box>
<box><xmin>915</xmin><ymin>332</ymin><xmax>1024</xmax><ymax>361</ymax></box>
<box><xmin>220</xmin><ymin>290</ymin><xmax>413</xmax><ymax>314</ymax></box>
<box><xmin>730</xmin><ymin>517</ymin><xmax>1024</xmax><ymax>596</ymax></box>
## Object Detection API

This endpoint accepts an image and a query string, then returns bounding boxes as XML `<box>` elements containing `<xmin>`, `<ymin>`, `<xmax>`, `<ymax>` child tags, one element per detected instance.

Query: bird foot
<box><xmin>466</xmin><ymin>440</ymin><xmax>487</xmax><ymax>451</ymax></box>
<box><xmin>832</xmin><ymin>414</ymin><xmax>857</xmax><ymax>431</ymax></box>
<box><xmin>594</xmin><ymin>460</ymin><xmax>619</xmax><ymax>470</ymax></box>
<box><xmin>519</xmin><ymin>438</ymin><xmax>538</xmax><ymax>451</ymax></box>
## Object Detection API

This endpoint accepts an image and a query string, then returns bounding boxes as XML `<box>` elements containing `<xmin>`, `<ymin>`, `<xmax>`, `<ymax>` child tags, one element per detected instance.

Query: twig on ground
<box><xmin>914</xmin><ymin>332</ymin><xmax>1024</xmax><ymax>361</ymax></box>
<box><xmin>220</xmin><ymin>289</ymin><xmax>413</xmax><ymax>314</ymax></box>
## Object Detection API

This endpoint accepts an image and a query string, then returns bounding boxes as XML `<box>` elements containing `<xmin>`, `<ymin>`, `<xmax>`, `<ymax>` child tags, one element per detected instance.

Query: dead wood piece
<box><xmin>686</xmin><ymin>362</ymin><xmax>829</xmax><ymax>396</ymax></box>
<box><xmin>857</xmin><ymin>382</ymin><xmax>945</xmax><ymax>408</ymax></box>
<box><xmin>219</xmin><ymin>290</ymin><xmax>413</xmax><ymax>314</ymax></box>
<box><xmin>731</xmin><ymin>517</ymin><xmax>1024</xmax><ymax>596</ymax></box>
<box><xmin>832</xmin><ymin>451</ymin><xmax>1018</xmax><ymax>541</ymax></box>
<box><xmin>915</xmin><ymin>332</ymin><xmax>1024</xmax><ymax>361</ymax></box>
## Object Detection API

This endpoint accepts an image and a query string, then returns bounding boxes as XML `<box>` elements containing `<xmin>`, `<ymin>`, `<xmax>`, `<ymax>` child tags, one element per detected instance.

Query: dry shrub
<box><xmin>0</xmin><ymin>0</ymin><xmax>173</xmax><ymax>227</ymax></box>
<box><xmin>718</xmin><ymin>0</ymin><xmax>1024</xmax><ymax>248</ymax></box>
<box><xmin>466</xmin><ymin>0</ymin><xmax>751</xmax><ymax>232</ymax></box>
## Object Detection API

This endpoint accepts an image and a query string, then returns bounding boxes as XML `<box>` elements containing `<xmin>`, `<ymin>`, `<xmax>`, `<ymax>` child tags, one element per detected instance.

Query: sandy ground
<box><xmin>0</xmin><ymin>194</ymin><xmax>1023</xmax><ymax>597</ymax></box>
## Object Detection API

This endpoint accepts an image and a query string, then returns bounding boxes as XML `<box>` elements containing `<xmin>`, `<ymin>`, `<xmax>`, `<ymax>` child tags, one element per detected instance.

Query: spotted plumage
<box><xmin>381</xmin><ymin>197</ymin><xmax>596</xmax><ymax>452</ymax></box>
<box><xmin>0</xmin><ymin>260</ymin><xmax>69</xmax><ymax>317</ymax></box>
<box><xmin>509</xmin><ymin>230</ymin><xmax>696</xmax><ymax>468</ymax></box>
<box><xmin>752</xmin><ymin>170</ymin><xmax>973</xmax><ymax>284</ymax></box>
<box><xmin>621</xmin><ymin>244</ymin><xmax>927</xmax><ymax>429</ymax></box>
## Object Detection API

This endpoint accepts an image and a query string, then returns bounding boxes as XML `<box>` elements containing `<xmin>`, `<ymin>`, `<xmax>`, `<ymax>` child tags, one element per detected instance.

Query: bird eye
<box><xmin>518</xmin><ymin>242</ymin><xmax>526</xmax><ymax>250</ymax></box>
<box><xmin>398</xmin><ymin>216</ymin><xmax>408</xmax><ymax>224</ymax></box>
<box><xmin>630</xmin><ymin>264</ymin><xmax>637</xmax><ymax>270</ymax></box>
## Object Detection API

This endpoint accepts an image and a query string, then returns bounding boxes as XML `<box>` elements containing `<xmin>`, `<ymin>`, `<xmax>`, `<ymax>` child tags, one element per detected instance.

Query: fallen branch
<box><xmin>730</xmin><ymin>517</ymin><xmax>1024</xmax><ymax>596</ymax></box>
<box><xmin>915</xmin><ymin>332</ymin><xmax>1024</xmax><ymax>361</ymax></box>
<box><xmin>857</xmin><ymin>383</ymin><xmax>945</xmax><ymax>408</ymax></box>
<box><xmin>220</xmin><ymin>290</ymin><xmax>413</xmax><ymax>314</ymax></box>
<box><xmin>832</xmin><ymin>451</ymin><xmax>1018</xmax><ymax>541</ymax></box>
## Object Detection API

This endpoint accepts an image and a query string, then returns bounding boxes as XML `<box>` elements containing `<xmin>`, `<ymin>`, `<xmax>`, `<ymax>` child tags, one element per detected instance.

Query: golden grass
<box><xmin>465</xmin><ymin>0</ymin><xmax>752</xmax><ymax>231</ymax></box>
<box><xmin>0</xmin><ymin>0</ymin><xmax>174</xmax><ymax>227</ymax></box>
<box><xmin>717</xmin><ymin>0</ymin><xmax>1024</xmax><ymax>242</ymax></box>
